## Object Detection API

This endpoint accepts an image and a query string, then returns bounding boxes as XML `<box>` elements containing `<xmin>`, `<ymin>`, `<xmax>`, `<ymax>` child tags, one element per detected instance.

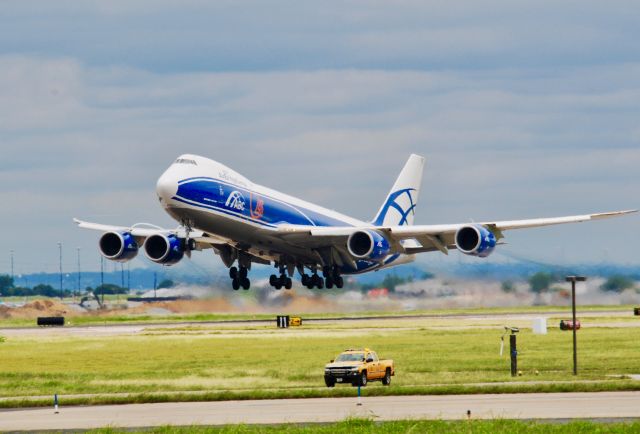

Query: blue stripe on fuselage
<box><xmin>173</xmin><ymin>177</ymin><xmax>353</xmax><ymax>228</ymax></box>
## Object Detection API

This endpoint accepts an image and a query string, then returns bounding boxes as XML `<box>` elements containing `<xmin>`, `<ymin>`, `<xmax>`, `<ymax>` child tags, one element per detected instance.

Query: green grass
<box><xmin>1</xmin><ymin>317</ymin><xmax>640</xmax><ymax>407</ymax></box>
<box><xmin>88</xmin><ymin>419</ymin><xmax>640</xmax><ymax>433</ymax></box>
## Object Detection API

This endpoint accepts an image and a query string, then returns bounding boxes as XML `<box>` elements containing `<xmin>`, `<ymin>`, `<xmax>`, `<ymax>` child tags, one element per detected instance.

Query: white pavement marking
<box><xmin>1</xmin><ymin>392</ymin><xmax>639</xmax><ymax>431</ymax></box>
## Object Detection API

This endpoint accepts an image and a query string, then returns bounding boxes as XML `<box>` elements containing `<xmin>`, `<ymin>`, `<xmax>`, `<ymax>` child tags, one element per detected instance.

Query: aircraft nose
<box><xmin>156</xmin><ymin>169</ymin><xmax>179</xmax><ymax>204</ymax></box>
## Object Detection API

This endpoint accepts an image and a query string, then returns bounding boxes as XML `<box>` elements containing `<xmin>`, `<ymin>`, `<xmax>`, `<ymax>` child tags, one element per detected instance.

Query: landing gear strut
<box><xmin>270</xmin><ymin>264</ymin><xmax>292</xmax><ymax>290</ymax></box>
<box><xmin>229</xmin><ymin>266</ymin><xmax>250</xmax><ymax>290</ymax></box>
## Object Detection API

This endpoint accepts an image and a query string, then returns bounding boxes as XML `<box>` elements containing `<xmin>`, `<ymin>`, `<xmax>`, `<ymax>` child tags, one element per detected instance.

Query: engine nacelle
<box><xmin>455</xmin><ymin>224</ymin><xmax>497</xmax><ymax>258</ymax></box>
<box><xmin>347</xmin><ymin>230</ymin><xmax>391</xmax><ymax>261</ymax></box>
<box><xmin>143</xmin><ymin>234</ymin><xmax>185</xmax><ymax>265</ymax></box>
<box><xmin>99</xmin><ymin>231</ymin><xmax>139</xmax><ymax>262</ymax></box>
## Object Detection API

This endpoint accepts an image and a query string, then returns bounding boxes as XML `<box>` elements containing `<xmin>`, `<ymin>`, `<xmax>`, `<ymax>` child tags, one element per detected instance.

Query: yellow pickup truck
<box><xmin>324</xmin><ymin>348</ymin><xmax>394</xmax><ymax>387</ymax></box>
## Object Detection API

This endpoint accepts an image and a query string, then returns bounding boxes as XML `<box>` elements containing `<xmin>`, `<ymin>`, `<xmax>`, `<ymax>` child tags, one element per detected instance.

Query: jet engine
<box><xmin>454</xmin><ymin>225</ymin><xmax>497</xmax><ymax>257</ymax></box>
<box><xmin>143</xmin><ymin>233</ymin><xmax>185</xmax><ymax>265</ymax></box>
<box><xmin>347</xmin><ymin>230</ymin><xmax>391</xmax><ymax>261</ymax></box>
<box><xmin>98</xmin><ymin>231</ymin><xmax>139</xmax><ymax>262</ymax></box>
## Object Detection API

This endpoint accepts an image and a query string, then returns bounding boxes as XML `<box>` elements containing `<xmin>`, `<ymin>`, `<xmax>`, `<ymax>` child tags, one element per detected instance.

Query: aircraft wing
<box><xmin>73</xmin><ymin>218</ymin><xmax>225</xmax><ymax>244</ymax></box>
<box><xmin>277</xmin><ymin>210</ymin><xmax>637</xmax><ymax>255</ymax></box>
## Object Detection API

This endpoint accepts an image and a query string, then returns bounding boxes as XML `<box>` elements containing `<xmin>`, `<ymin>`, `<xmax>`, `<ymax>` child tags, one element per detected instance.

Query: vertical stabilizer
<box><xmin>372</xmin><ymin>154</ymin><xmax>425</xmax><ymax>226</ymax></box>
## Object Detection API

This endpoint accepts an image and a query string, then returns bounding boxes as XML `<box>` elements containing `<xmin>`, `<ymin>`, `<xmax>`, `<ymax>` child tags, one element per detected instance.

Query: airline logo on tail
<box><xmin>373</xmin><ymin>188</ymin><xmax>417</xmax><ymax>226</ymax></box>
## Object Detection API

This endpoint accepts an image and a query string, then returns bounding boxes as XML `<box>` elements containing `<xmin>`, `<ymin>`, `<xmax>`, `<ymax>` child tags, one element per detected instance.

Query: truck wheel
<box><xmin>382</xmin><ymin>369</ymin><xmax>391</xmax><ymax>386</ymax></box>
<box><xmin>325</xmin><ymin>378</ymin><xmax>335</xmax><ymax>388</ymax></box>
<box><xmin>359</xmin><ymin>371</ymin><xmax>367</xmax><ymax>387</ymax></box>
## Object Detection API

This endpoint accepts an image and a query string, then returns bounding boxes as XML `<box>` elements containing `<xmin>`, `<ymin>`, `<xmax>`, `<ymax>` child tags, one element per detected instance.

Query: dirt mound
<box><xmin>0</xmin><ymin>299</ymin><xmax>73</xmax><ymax>319</ymax></box>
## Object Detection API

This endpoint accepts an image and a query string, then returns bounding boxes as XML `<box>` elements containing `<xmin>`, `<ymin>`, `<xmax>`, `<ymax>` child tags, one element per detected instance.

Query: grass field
<box><xmin>87</xmin><ymin>419</ymin><xmax>640</xmax><ymax>434</ymax></box>
<box><xmin>0</xmin><ymin>303</ymin><xmax>636</xmax><ymax>328</ymax></box>
<box><xmin>1</xmin><ymin>311</ymin><xmax>640</xmax><ymax>408</ymax></box>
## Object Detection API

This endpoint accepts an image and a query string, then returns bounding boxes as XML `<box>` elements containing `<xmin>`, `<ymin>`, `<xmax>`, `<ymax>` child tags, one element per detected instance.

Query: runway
<box><xmin>1</xmin><ymin>392</ymin><xmax>639</xmax><ymax>431</ymax></box>
<box><xmin>1</xmin><ymin>308</ymin><xmax>635</xmax><ymax>338</ymax></box>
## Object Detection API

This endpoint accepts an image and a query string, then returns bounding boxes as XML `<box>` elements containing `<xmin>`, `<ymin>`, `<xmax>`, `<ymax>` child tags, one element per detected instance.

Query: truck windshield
<box><xmin>336</xmin><ymin>353</ymin><xmax>364</xmax><ymax>362</ymax></box>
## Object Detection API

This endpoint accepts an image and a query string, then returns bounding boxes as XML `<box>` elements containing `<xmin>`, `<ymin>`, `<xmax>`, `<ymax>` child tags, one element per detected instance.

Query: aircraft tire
<box><xmin>285</xmin><ymin>277</ymin><xmax>292</xmax><ymax>289</ymax></box>
<box><xmin>239</xmin><ymin>267</ymin><xmax>248</xmax><ymax>279</ymax></box>
<box><xmin>325</xmin><ymin>277</ymin><xmax>334</xmax><ymax>289</ymax></box>
<box><xmin>335</xmin><ymin>276</ymin><xmax>344</xmax><ymax>288</ymax></box>
<box><xmin>269</xmin><ymin>274</ymin><xmax>278</xmax><ymax>286</ymax></box>
<box><xmin>241</xmin><ymin>278</ymin><xmax>250</xmax><ymax>290</ymax></box>
<box><xmin>229</xmin><ymin>267</ymin><xmax>238</xmax><ymax>279</ymax></box>
<box><xmin>301</xmin><ymin>274</ymin><xmax>309</xmax><ymax>286</ymax></box>
<box><xmin>232</xmin><ymin>278</ymin><xmax>240</xmax><ymax>290</ymax></box>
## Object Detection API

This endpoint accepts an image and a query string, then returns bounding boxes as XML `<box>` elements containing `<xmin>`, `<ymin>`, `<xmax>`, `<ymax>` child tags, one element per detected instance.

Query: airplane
<box><xmin>75</xmin><ymin>154</ymin><xmax>636</xmax><ymax>290</ymax></box>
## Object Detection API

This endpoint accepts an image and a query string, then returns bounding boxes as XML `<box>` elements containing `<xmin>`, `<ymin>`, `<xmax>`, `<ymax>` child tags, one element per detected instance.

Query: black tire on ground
<box><xmin>241</xmin><ymin>278</ymin><xmax>250</xmax><ymax>290</ymax></box>
<box><xmin>229</xmin><ymin>267</ymin><xmax>238</xmax><ymax>279</ymax></box>
<box><xmin>325</xmin><ymin>378</ymin><xmax>335</xmax><ymax>388</ymax></box>
<box><xmin>382</xmin><ymin>368</ymin><xmax>391</xmax><ymax>386</ymax></box>
<box><xmin>232</xmin><ymin>278</ymin><xmax>240</xmax><ymax>290</ymax></box>
<box><xmin>359</xmin><ymin>371</ymin><xmax>367</xmax><ymax>387</ymax></box>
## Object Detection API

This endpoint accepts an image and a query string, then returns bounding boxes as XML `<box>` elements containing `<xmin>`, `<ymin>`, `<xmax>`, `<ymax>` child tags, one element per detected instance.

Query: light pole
<box><xmin>77</xmin><ymin>247</ymin><xmax>81</xmax><ymax>299</ymax></box>
<box><xmin>565</xmin><ymin>275</ymin><xmax>586</xmax><ymax>375</ymax></box>
<box><xmin>100</xmin><ymin>255</ymin><xmax>105</xmax><ymax>306</ymax></box>
<box><xmin>57</xmin><ymin>242</ymin><xmax>63</xmax><ymax>299</ymax></box>
<box><xmin>10</xmin><ymin>250</ymin><xmax>14</xmax><ymax>283</ymax></box>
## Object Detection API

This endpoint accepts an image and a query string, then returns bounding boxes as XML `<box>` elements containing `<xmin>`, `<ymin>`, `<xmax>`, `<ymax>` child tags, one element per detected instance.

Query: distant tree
<box><xmin>93</xmin><ymin>284</ymin><xmax>128</xmax><ymax>295</ymax></box>
<box><xmin>528</xmin><ymin>272</ymin><xmax>554</xmax><ymax>294</ymax></box>
<box><xmin>601</xmin><ymin>275</ymin><xmax>635</xmax><ymax>293</ymax></box>
<box><xmin>32</xmin><ymin>284</ymin><xmax>60</xmax><ymax>297</ymax></box>
<box><xmin>157</xmin><ymin>279</ymin><xmax>175</xmax><ymax>289</ymax></box>
<box><xmin>381</xmin><ymin>274</ymin><xmax>408</xmax><ymax>292</ymax></box>
<box><xmin>501</xmin><ymin>280</ymin><xmax>515</xmax><ymax>293</ymax></box>
<box><xmin>0</xmin><ymin>274</ymin><xmax>14</xmax><ymax>293</ymax></box>
<box><xmin>421</xmin><ymin>271</ymin><xmax>435</xmax><ymax>280</ymax></box>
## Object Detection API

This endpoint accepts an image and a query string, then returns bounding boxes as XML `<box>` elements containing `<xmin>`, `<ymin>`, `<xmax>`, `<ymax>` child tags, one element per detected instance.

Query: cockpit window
<box><xmin>175</xmin><ymin>158</ymin><xmax>197</xmax><ymax>165</ymax></box>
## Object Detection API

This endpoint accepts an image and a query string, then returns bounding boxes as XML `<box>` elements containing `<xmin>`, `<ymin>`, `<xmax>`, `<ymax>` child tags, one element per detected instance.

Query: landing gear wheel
<box><xmin>359</xmin><ymin>372</ymin><xmax>367</xmax><ymax>387</ymax></box>
<box><xmin>241</xmin><ymin>277</ymin><xmax>250</xmax><ymax>290</ymax></box>
<box><xmin>325</xmin><ymin>277</ymin><xmax>334</xmax><ymax>289</ymax></box>
<box><xmin>232</xmin><ymin>278</ymin><xmax>240</xmax><ymax>290</ymax></box>
<box><xmin>229</xmin><ymin>267</ymin><xmax>238</xmax><ymax>279</ymax></box>
<box><xmin>269</xmin><ymin>274</ymin><xmax>278</xmax><ymax>286</ymax></box>
<box><xmin>284</xmin><ymin>277</ymin><xmax>292</xmax><ymax>290</ymax></box>
<box><xmin>301</xmin><ymin>274</ymin><xmax>310</xmax><ymax>286</ymax></box>
<box><xmin>382</xmin><ymin>369</ymin><xmax>391</xmax><ymax>386</ymax></box>
<box><xmin>239</xmin><ymin>267</ymin><xmax>248</xmax><ymax>279</ymax></box>
<box><xmin>325</xmin><ymin>378</ymin><xmax>335</xmax><ymax>388</ymax></box>
<box><xmin>335</xmin><ymin>276</ymin><xmax>344</xmax><ymax>289</ymax></box>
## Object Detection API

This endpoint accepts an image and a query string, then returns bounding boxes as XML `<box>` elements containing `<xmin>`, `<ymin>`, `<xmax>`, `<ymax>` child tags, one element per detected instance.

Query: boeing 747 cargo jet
<box><xmin>75</xmin><ymin>154</ymin><xmax>636</xmax><ymax>290</ymax></box>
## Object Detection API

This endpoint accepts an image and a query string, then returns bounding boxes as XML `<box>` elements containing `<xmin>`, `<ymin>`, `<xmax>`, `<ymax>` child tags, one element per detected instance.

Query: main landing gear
<box><xmin>301</xmin><ymin>266</ymin><xmax>344</xmax><ymax>290</ymax></box>
<box><xmin>229</xmin><ymin>266</ymin><xmax>250</xmax><ymax>290</ymax></box>
<box><xmin>270</xmin><ymin>264</ymin><xmax>293</xmax><ymax>290</ymax></box>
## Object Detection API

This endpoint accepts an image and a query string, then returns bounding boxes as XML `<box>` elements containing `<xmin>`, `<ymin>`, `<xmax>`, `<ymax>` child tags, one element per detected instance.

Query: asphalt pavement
<box><xmin>1</xmin><ymin>392</ymin><xmax>639</xmax><ymax>431</ymax></box>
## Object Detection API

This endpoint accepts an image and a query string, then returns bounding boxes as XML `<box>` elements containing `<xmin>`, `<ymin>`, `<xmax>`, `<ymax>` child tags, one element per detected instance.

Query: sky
<box><xmin>1</xmin><ymin>1</ymin><xmax>639</xmax><ymax>275</ymax></box>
